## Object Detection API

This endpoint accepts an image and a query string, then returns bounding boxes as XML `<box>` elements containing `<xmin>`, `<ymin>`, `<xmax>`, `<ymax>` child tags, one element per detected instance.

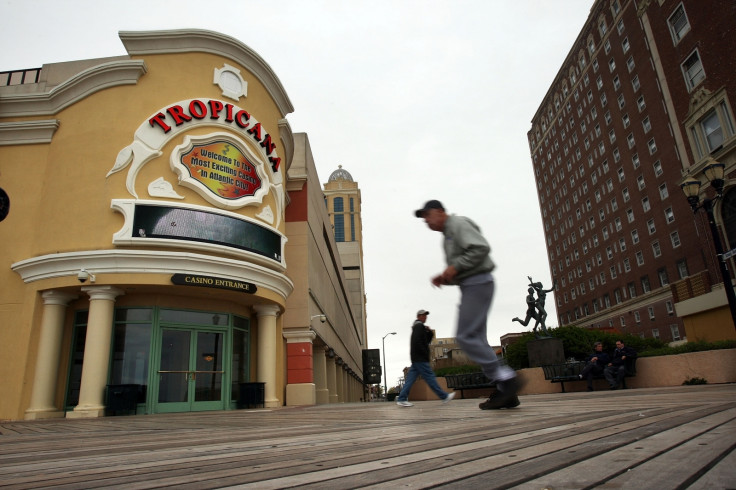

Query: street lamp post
<box><xmin>382</xmin><ymin>332</ymin><xmax>396</xmax><ymax>399</ymax></box>
<box><xmin>681</xmin><ymin>160</ymin><xmax>736</xmax><ymax>330</ymax></box>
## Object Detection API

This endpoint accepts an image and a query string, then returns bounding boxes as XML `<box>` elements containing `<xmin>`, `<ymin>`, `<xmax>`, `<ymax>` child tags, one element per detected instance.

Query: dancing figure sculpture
<box><xmin>512</xmin><ymin>276</ymin><xmax>556</xmax><ymax>338</ymax></box>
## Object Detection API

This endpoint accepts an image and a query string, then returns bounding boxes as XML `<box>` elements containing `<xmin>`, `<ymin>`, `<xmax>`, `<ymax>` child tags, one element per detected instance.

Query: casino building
<box><xmin>0</xmin><ymin>29</ymin><xmax>368</xmax><ymax>420</ymax></box>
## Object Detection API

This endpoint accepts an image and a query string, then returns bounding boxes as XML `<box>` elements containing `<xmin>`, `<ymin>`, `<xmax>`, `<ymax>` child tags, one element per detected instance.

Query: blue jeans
<box><xmin>397</xmin><ymin>362</ymin><xmax>449</xmax><ymax>402</ymax></box>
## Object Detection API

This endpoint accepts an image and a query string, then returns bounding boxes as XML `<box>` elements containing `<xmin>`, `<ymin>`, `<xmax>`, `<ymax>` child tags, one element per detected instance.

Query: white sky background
<box><xmin>1</xmin><ymin>0</ymin><xmax>593</xmax><ymax>390</ymax></box>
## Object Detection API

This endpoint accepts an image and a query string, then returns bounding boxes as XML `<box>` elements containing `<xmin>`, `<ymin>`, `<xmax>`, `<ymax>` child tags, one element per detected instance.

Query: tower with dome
<box><xmin>323</xmin><ymin>165</ymin><xmax>367</xmax><ymax>338</ymax></box>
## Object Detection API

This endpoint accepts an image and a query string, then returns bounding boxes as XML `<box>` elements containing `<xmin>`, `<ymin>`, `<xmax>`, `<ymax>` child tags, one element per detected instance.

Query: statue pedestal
<box><xmin>527</xmin><ymin>337</ymin><xmax>564</xmax><ymax>367</ymax></box>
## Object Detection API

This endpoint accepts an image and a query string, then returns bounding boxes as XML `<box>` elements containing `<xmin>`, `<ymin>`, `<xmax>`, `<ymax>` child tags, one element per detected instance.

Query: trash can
<box><xmin>106</xmin><ymin>384</ymin><xmax>143</xmax><ymax>415</ymax></box>
<box><xmin>238</xmin><ymin>382</ymin><xmax>265</xmax><ymax>408</ymax></box>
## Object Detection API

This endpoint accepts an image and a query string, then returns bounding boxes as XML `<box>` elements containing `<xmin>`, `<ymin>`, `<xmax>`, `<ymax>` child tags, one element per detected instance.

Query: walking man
<box><xmin>395</xmin><ymin>309</ymin><xmax>455</xmax><ymax>407</ymax></box>
<box><xmin>415</xmin><ymin>200</ymin><xmax>520</xmax><ymax>409</ymax></box>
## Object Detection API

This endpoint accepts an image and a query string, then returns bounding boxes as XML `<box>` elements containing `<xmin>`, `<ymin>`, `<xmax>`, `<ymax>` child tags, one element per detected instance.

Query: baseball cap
<box><xmin>417</xmin><ymin>309</ymin><xmax>429</xmax><ymax>315</ymax></box>
<box><xmin>414</xmin><ymin>200</ymin><xmax>444</xmax><ymax>218</ymax></box>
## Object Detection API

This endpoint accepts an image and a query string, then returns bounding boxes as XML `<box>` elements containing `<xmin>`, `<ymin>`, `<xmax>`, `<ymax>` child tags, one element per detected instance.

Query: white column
<box><xmin>68</xmin><ymin>286</ymin><xmax>123</xmax><ymax>418</ymax></box>
<box><xmin>313</xmin><ymin>348</ymin><xmax>329</xmax><ymax>405</ymax></box>
<box><xmin>25</xmin><ymin>291</ymin><xmax>78</xmax><ymax>420</ymax></box>
<box><xmin>326</xmin><ymin>352</ymin><xmax>338</xmax><ymax>403</ymax></box>
<box><xmin>335</xmin><ymin>358</ymin><xmax>344</xmax><ymax>402</ymax></box>
<box><xmin>255</xmin><ymin>304</ymin><xmax>281</xmax><ymax>408</ymax></box>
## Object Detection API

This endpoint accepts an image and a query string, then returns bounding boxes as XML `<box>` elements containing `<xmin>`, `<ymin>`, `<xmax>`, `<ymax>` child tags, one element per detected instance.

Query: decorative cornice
<box><xmin>0</xmin><ymin>120</ymin><xmax>59</xmax><ymax>145</ymax></box>
<box><xmin>119</xmin><ymin>29</ymin><xmax>294</xmax><ymax>117</ymax></box>
<box><xmin>0</xmin><ymin>60</ymin><xmax>146</xmax><ymax>117</ymax></box>
<box><xmin>11</xmin><ymin>249</ymin><xmax>294</xmax><ymax>300</ymax></box>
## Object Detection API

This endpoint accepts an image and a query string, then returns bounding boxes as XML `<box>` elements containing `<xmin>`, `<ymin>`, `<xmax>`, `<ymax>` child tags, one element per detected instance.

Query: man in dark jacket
<box><xmin>395</xmin><ymin>310</ymin><xmax>455</xmax><ymax>407</ymax></box>
<box><xmin>604</xmin><ymin>340</ymin><xmax>637</xmax><ymax>389</ymax></box>
<box><xmin>578</xmin><ymin>341</ymin><xmax>610</xmax><ymax>391</ymax></box>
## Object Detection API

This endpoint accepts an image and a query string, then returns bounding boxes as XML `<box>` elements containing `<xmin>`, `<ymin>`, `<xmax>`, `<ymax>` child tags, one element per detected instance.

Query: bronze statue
<box><xmin>512</xmin><ymin>276</ymin><xmax>555</xmax><ymax>338</ymax></box>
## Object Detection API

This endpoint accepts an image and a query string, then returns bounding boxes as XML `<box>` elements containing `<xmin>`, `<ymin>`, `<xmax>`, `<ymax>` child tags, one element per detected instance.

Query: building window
<box><xmin>642</xmin><ymin>197</ymin><xmax>651</xmax><ymax>212</ymax></box>
<box><xmin>627</xmin><ymin>209</ymin><xmax>635</xmax><ymax>223</ymax></box>
<box><xmin>647</xmin><ymin>219</ymin><xmax>656</xmax><ymax>234</ymax></box>
<box><xmin>604</xmin><ymin>39</ymin><xmax>612</xmax><ymax>54</ymax></box>
<box><xmin>666</xmin><ymin>301</ymin><xmax>674</xmax><ymax>315</ymax></box>
<box><xmin>641</xmin><ymin>275</ymin><xmax>650</xmax><ymax>292</ymax></box>
<box><xmin>618</xmin><ymin>94</ymin><xmax>625</xmax><ymax>109</ymax></box>
<box><xmin>652</xmin><ymin>328</ymin><xmax>660</xmax><ymax>339</ymax></box>
<box><xmin>624</xmin><ymin>257</ymin><xmax>631</xmax><ymax>271</ymax></box>
<box><xmin>671</xmin><ymin>231</ymin><xmax>681</xmax><ymax>248</ymax></box>
<box><xmin>613</xmin><ymin>76</ymin><xmax>621</xmax><ymax>91</ymax></box>
<box><xmin>622</xmin><ymin>38</ymin><xmax>630</xmax><ymax>53</ymax></box>
<box><xmin>637</xmin><ymin>95</ymin><xmax>646</xmax><ymax>112</ymax></box>
<box><xmin>654</xmin><ymin>160</ymin><xmax>663</xmax><ymax>176</ymax></box>
<box><xmin>623</xmin><ymin>113</ymin><xmax>630</xmax><ymax>128</ymax></box>
<box><xmin>658</xmin><ymin>267</ymin><xmax>668</xmax><ymax>285</ymax></box>
<box><xmin>636</xmin><ymin>251</ymin><xmax>645</xmax><ymax>266</ymax></box>
<box><xmin>632</xmin><ymin>75</ymin><xmax>640</xmax><ymax>92</ymax></box>
<box><xmin>686</xmin><ymin>95</ymin><xmax>736</xmax><ymax>160</ymax></box>
<box><xmin>671</xmin><ymin>324</ymin><xmax>681</xmax><ymax>341</ymax></box>
<box><xmin>642</xmin><ymin>117</ymin><xmax>652</xmax><ymax>133</ymax></box>
<box><xmin>609</xmin><ymin>58</ymin><xmax>616</xmax><ymax>72</ymax></box>
<box><xmin>628</xmin><ymin>282</ymin><xmax>636</xmax><ymax>297</ymax></box>
<box><xmin>648</xmin><ymin>138</ymin><xmax>658</xmax><ymax>154</ymax></box>
<box><xmin>623</xmin><ymin>187</ymin><xmax>630</xmax><ymax>202</ymax></box>
<box><xmin>668</xmin><ymin>4</ymin><xmax>690</xmax><ymax>44</ymax></box>
<box><xmin>682</xmin><ymin>50</ymin><xmax>705</xmax><ymax>91</ymax></box>
<box><xmin>627</xmin><ymin>133</ymin><xmax>636</xmax><ymax>148</ymax></box>
<box><xmin>627</xmin><ymin>56</ymin><xmax>635</xmax><ymax>72</ymax></box>
<box><xmin>665</xmin><ymin>207</ymin><xmax>675</xmax><ymax>223</ymax></box>
<box><xmin>637</xmin><ymin>175</ymin><xmax>645</xmax><ymax>190</ymax></box>
<box><xmin>677</xmin><ymin>259</ymin><xmax>688</xmax><ymax>279</ymax></box>
<box><xmin>648</xmin><ymin>307</ymin><xmax>655</xmax><ymax>320</ymax></box>
<box><xmin>652</xmin><ymin>241</ymin><xmax>662</xmax><ymax>258</ymax></box>
<box><xmin>609</xmin><ymin>129</ymin><xmax>617</xmax><ymax>144</ymax></box>
<box><xmin>634</xmin><ymin>311</ymin><xmax>641</xmax><ymax>323</ymax></box>
<box><xmin>659</xmin><ymin>183</ymin><xmax>668</xmax><ymax>200</ymax></box>
<box><xmin>632</xmin><ymin>153</ymin><xmax>640</xmax><ymax>169</ymax></box>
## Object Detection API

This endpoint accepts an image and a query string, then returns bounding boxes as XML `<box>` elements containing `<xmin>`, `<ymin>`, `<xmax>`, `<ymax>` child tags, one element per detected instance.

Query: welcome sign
<box><xmin>180</xmin><ymin>140</ymin><xmax>262</xmax><ymax>199</ymax></box>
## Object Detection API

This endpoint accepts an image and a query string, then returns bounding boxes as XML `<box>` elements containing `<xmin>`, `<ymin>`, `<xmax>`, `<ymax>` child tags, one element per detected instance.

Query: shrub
<box><xmin>434</xmin><ymin>364</ymin><xmax>482</xmax><ymax>377</ymax></box>
<box><xmin>504</xmin><ymin>325</ymin><xmax>669</xmax><ymax>370</ymax></box>
<box><xmin>639</xmin><ymin>339</ymin><xmax>736</xmax><ymax>357</ymax></box>
<box><xmin>682</xmin><ymin>377</ymin><xmax>707</xmax><ymax>385</ymax></box>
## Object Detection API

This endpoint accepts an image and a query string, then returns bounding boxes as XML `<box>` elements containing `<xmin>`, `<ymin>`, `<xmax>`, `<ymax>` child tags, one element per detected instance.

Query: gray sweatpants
<box><xmin>455</xmin><ymin>273</ymin><xmax>515</xmax><ymax>384</ymax></box>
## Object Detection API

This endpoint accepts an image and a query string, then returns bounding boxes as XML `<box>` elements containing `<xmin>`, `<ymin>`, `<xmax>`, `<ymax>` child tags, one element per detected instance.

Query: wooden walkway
<box><xmin>0</xmin><ymin>384</ymin><xmax>734</xmax><ymax>489</ymax></box>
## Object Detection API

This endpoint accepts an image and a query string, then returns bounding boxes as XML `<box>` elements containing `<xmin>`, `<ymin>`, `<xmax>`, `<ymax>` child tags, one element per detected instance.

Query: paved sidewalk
<box><xmin>0</xmin><ymin>384</ymin><xmax>734</xmax><ymax>489</ymax></box>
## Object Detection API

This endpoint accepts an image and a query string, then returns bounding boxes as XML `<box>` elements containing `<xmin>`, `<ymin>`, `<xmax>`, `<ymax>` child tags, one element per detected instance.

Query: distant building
<box><xmin>323</xmin><ymin>165</ymin><xmax>368</xmax><ymax>341</ymax></box>
<box><xmin>528</xmin><ymin>0</ymin><xmax>736</xmax><ymax>342</ymax></box>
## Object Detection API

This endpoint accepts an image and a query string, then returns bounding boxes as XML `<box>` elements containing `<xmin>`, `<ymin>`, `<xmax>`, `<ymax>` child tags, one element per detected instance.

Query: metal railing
<box><xmin>1</xmin><ymin>68</ymin><xmax>41</xmax><ymax>87</ymax></box>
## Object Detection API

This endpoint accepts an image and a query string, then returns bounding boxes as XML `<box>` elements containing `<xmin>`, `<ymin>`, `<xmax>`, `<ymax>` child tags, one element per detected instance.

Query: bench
<box><xmin>445</xmin><ymin>372</ymin><xmax>494</xmax><ymax>398</ymax></box>
<box><xmin>542</xmin><ymin>359</ymin><xmax>637</xmax><ymax>393</ymax></box>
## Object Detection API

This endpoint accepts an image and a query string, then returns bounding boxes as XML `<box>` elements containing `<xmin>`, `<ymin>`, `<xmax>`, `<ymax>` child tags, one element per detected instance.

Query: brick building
<box><xmin>527</xmin><ymin>0</ymin><xmax>736</xmax><ymax>342</ymax></box>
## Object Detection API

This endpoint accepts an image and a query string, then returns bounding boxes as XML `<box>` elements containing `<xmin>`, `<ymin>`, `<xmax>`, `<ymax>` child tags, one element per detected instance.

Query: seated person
<box><xmin>579</xmin><ymin>341</ymin><xmax>610</xmax><ymax>391</ymax></box>
<box><xmin>604</xmin><ymin>339</ymin><xmax>637</xmax><ymax>390</ymax></box>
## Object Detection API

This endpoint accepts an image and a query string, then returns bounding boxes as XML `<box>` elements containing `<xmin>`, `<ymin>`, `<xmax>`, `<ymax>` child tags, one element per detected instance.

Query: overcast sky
<box><xmin>1</xmin><ymin>0</ymin><xmax>594</xmax><ymax>390</ymax></box>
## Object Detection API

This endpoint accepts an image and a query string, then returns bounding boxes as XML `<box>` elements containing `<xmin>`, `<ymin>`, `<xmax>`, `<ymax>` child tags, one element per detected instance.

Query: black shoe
<box><xmin>479</xmin><ymin>378</ymin><xmax>520</xmax><ymax>410</ymax></box>
<box><xmin>479</xmin><ymin>393</ymin><xmax>520</xmax><ymax>409</ymax></box>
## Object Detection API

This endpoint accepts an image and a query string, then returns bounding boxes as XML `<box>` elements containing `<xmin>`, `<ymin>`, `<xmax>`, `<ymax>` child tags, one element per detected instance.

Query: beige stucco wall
<box><xmin>405</xmin><ymin>349</ymin><xmax>736</xmax><ymax>400</ymax></box>
<box><xmin>0</xmin><ymin>30</ymin><xmax>297</xmax><ymax>420</ymax></box>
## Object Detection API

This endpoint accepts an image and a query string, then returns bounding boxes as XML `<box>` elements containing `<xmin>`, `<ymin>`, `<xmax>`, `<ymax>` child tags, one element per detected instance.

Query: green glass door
<box><xmin>156</xmin><ymin>328</ymin><xmax>225</xmax><ymax>413</ymax></box>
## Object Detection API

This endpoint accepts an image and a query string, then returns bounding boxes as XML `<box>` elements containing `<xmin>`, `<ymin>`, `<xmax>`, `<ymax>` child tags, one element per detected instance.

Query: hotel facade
<box><xmin>0</xmin><ymin>29</ymin><xmax>368</xmax><ymax>421</ymax></box>
<box><xmin>528</xmin><ymin>0</ymin><xmax>736</xmax><ymax>341</ymax></box>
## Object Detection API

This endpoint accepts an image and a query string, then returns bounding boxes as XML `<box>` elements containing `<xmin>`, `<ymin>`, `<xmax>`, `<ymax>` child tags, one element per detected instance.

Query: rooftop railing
<box><xmin>1</xmin><ymin>68</ymin><xmax>41</xmax><ymax>87</ymax></box>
